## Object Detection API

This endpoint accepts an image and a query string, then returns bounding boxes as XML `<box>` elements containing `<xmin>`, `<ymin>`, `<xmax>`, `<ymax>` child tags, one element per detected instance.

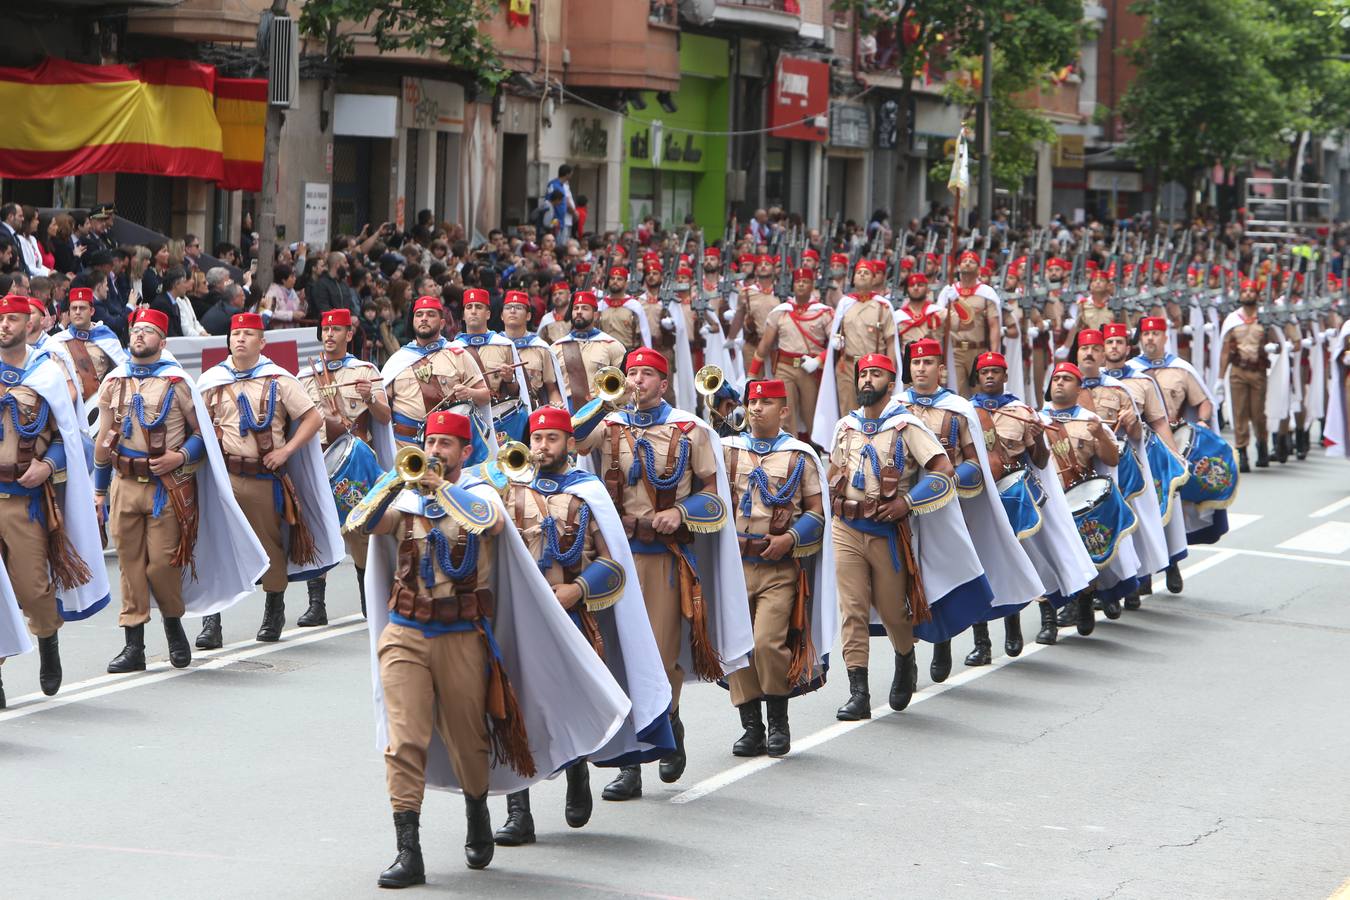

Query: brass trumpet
<box><xmin>496</xmin><ymin>441</ymin><xmax>537</xmax><ymax>483</ymax></box>
<box><xmin>694</xmin><ymin>365</ymin><xmax>724</xmax><ymax>397</ymax></box>
<box><xmin>394</xmin><ymin>445</ymin><xmax>443</xmax><ymax>485</ymax></box>
<box><xmin>592</xmin><ymin>365</ymin><xmax>629</xmax><ymax>404</ymax></box>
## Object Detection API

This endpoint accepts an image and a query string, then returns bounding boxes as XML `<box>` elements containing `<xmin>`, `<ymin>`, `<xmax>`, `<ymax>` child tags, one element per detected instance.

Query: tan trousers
<box><xmin>727</xmin><ymin>559</ymin><xmax>798</xmax><ymax>705</ymax></box>
<box><xmin>0</xmin><ymin>493</ymin><xmax>59</xmax><ymax>638</ymax></box>
<box><xmin>833</xmin><ymin>519</ymin><xmax>913</xmax><ymax>669</ymax></box>
<box><xmin>1229</xmin><ymin>367</ymin><xmax>1267</xmax><ymax>447</ymax></box>
<box><xmin>379</xmin><ymin>623</ymin><xmax>490</xmax><ymax>810</ymax></box>
<box><xmin>633</xmin><ymin>550</ymin><xmax>684</xmax><ymax>709</ymax></box>
<box><xmin>835</xmin><ymin>357</ymin><xmax>859</xmax><ymax>418</ymax></box>
<box><xmin>110</xmin><ymin>476</ymin><xmax>187</xmax><ymax>626</ymax></box>
<box><xmin>343</xmin><ymin>529</ymin><xmax>369</xmax><ymax>568</ymax></box>
<box><xmin>230</xmin><ymin>473</ymin><xmax>288</xmax><ymax>592</ymax></box>
<box><xmin>778</xmin><ymin>362</ymin><xmax>821</xmax><ymax>437</ymax></box>
<box><xmin>952</xmin><ymin>345</ymin><xmax>980</xmax><ymax>397</ymax></box>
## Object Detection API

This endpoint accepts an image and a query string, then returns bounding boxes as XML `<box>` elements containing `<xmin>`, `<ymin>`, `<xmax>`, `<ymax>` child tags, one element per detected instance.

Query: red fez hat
<box><xmin>747</xmin><ymin>379</ymin><xmax>787</xmax><ymax>399</ymax></box>
<box><xmin>1239</xmin><ymin>279</ymin><xmax>1256</xmax><ymax>292</ymax></box>
<box><xmin>27</xmin><ymin>297</ymin><xmax>46</xmax><ymax>315</ymax></box>
<box><xmin>1085</xmin><ymin>260</ymin><xmax>1100</xmax><ymax>271</ymax></box>
<box><xmin>976</xmin><ymin>351</ymin><xmax>1007</xmax><ymax>371</ymax></box>
<box><xmin>678</xmin><ymin>254</ymin><xmax>692</xmax><ymax>266</ymax></box>
<box><xmin>130</xmin><ymin>308</ymin><xmax>169</xmax><ymax>335</ymax></box>
<box><xmin>0</xmin><ymin>295</ymin><xmax>29</xmax><ymax>316</ymax></box>
<box><xmin>425</xmin><ymin>411</ymin><xmax>471</xmax><ymax>441</ymax></box>
<box><xmin>230</xmin><ymin>312</ymin><xmax>264</xmax><ymax>332</ymax></box>
<box><xmin>830</xmin><ymin>253</ymin><xmax>849</xmax><ymax>267</ymax></box>
<box><xmin>739</xmin><ymin>253</ymin><xmax>757</xmax><ymax>266</ymax></box>
<box><xmin>68</xmin><ymin>287</ymin><xmax>94</xmax><ymax>305</ymax></box>
<box><xmin>321</xmin><ymin>308</ymin><xmax>353</xmax><ymax>327</ymax></box>
<box><xmin>1140</xmin><ymin>316</ymin><xmax>1167</xmax><ymax>333</ymax></box>
<box><xmin>959</xmin><ymin>250</ymin><xmax>980</xmax><ymax>265</ymax></box>
<box><xmin>571</xmin><ymin>290</ymin><xmax>598</xmax><ymax>309</ymax></box>
<box><xmin>802</xmin><ymin>248</ymin><xmax>820</xmax><ymax>261</ymax></box>
<box><xmin>529</xmin><ymin>405</ymin><xmax>573</xmax><ymax>434</ymax></box>
<box><xmin>462</xmin><ymin>288</ymin><xmax>490</xmax><ymax>307</ymax></box>
<box><xmin>900</xmin><ymin>258</ymin><xmax>915</xmax><ymax>271</ymax></box>
<box><xmin>979</xmin><ymin>264</ymin><xmax>994</xmax><ymax>277</ymax></box>
<box><xmin>676</xmin><ymin>266</ymin><xmax>694</xmax><ymax>281</ymax></box>
<box><xmin>646</xmin><ymin>257</ymin><xmax>664</xmax><ymax>273</ymax></box>
<box><xmin>1052</xmin><ymin>361</ymin><xmax>1083</xmax><ymax>381</ymax></box>
<box><xmin>793</xmin><ymin>267</ymin><xmax>814</xmax><ymax>282</ymax></box>
<box><xmin>925</xmin><ymin>253</ymin><xmax>939</xmax><ymax>264</ymax></box>
<box><xmin>1103</xmin><ymin>322</ymin><xmax>1129</xmax><ymax>340</ymax></box>
<box><xmin>574</xmin><ymin>262</ymin><xmax>592</xmax><ymax>274</ymax></box>
<box><xmin>626</xmin><ymin>347</ymin><xmax>668</xmax><ymax>375</ymax></box>
<box><xmin>1078</xmin><ymin>328</ymin><xmax>1104</xmax><ymax>347</ymax></box>
<box><xmin>413</xmin><ymin>295</ymin><xmax>444</xmax><ymax>313</ymax></box>
<box><xmin>857</xmin><ymin>352</ymin><xmax>897</xmax><ymax>374</ymax></box>
<box><xmin>703</xmin><ymin>246</ymin><xmax>721</xmax><ymax>259</ymax></box>
<box><xmin>906</xmin><ymin>272</ymin><xmax>928</xmax><ymax>287</ymax></box>
<box><xmin>1046</xmin><ymin>257</ymin><xmax>1069</xmax><ymax>270</ymax></box>
<box><xmin>608</xmin><ymin>266</ymin><xmax>629</xmax><ymax>279</ymax></box>
<box><xmin>1154</xmin><ymin>261</ymin><xmax>1170</xmax><ymax>272</ymax></box>
<box><xmin>550</xmin><ymin>280</ymin><xmax>571</xmax><ymax>294</ymax></box>
<box><xmin>756</xmin><ymin>254</ymin><xmax>774</xmax><ymax>266</ymax></box>
<box><xmin>503</xmin><ymin>290</ymin><xmax>531</xmax><ymax>307</ymax></box>
<box><xmin>909</xmin><ymin>338</ymin><xmax>943</xmax><ymax>360</ymax></box>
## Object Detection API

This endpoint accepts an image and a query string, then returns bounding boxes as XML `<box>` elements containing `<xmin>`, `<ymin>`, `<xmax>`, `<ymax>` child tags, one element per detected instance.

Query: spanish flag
<box><xmin>0</xmin><ymin>58</ymin><xmax>258</xmax><ymax>188</ymax></box>
<box><xmin>215</xmin><ymin>77</ymin><xmax>267</xmax><ymax>192</ymax></box>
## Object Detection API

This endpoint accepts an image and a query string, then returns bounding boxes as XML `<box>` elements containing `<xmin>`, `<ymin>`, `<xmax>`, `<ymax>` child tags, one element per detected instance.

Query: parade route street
<box><xmin>3</xmin><ymin>450</ymin><xmax>1349</xmax><ymax>900</ymax></box>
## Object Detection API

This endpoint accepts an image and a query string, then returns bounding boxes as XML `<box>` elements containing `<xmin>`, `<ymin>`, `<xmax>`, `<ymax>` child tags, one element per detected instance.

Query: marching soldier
<box><xmin>599</xmin><ymin>265</ymin><xmax>651</xmax><ymax>353</ymax></box>
<box><xmin>382</xmin><ymin>296</ymin><xmax>491</xmax><ymax>452</ymax></box>
<box><xmin>492</xmin><ymin>405</ymin><xmax>673</xmax><ymax>846</ymax></box>
<box><xmin>538</xmin><ymin>281</ymin><xmax>574</xmax><ymax>345</ymax></box>
<box><xmin>894</xmin><ymin>272</ymin><xmax>941</xmax><ymax>357</ymax></box>
<box><xmin>194</xmin><ymin>313</ymin><xmax>343</xmax><ymax>648</ymax></box>
<box><xmin>298</xmin><ymin>308</ymin><xmax>394</xmax><ymax>621</ymax></box>
<box><xmin>811</xmin><ymin>260</ymin><xmax>899</xmax><ymax>445</ymax></box>
<box><xmin>550</xmin><ymin>291</ymin><xmax>625</xmax><ymax>412</ymax></box>
<box><xmin>353</xmin><ymin>410</ymin><xmax>629</xmax><ymax>886</ymax></box>
<box><xmin>935</xmin><ymin>251</ymin><xmax>1002</xmax><ymax>396</ymax></box>
<box><xmin>722</xmin><ymin>379</ymin><xmax>830</xmax><ymax>758</ymax></box>
<box><xmin>451</xmin><ymin>288</ymin><xmax>531</xmax><ymax>444</ymax></box>
<box><xmin>95</xmin><ymin>308</ymin><xmax>269</xmax><ymax>671</ymax></box>
<box><xmin>49</xmin><ymin>285</ymin><xmax>126</xmax><ymax>412</ymax></box>
<box><xmin>0</xmin><ymin>294</ymin><xmax>106</xmax><ymax>701</ymax></box>
<box><xmin>749</xmin><ymin>268</ymin><xmax>833</xmax><ymax>441</ymax></box>
<box><xmin>573</xmin><ymin>348</ymin><xmax>752</xmax><ymax>800</ymax></box>
<box><xmin>501</xmin><ymin>291</ymin><xmax>564</xmax><ymax>410</ymax></box>
<box><xmin>728</xmin><ymin>255</ymin><xmax>782</xmax><ymax>361</ymax></box>
<box><xmin>1026</xmin><ymin>257</ymin><xmax>1073</xmax><ymax>392</ymax></box>
<box><xmin>1218</xmin><ymin>280</ymin><xmax>1277</xmax><ymax>471</ymax></box>
<box><xmin>672</xmin><ymin>264</ymin><xmax>722</xmax><ymax>373</ymax></box>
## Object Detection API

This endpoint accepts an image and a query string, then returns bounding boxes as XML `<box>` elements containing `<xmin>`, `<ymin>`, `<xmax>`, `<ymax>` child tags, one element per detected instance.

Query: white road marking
<box><xmin>672</xmin><ymin>549</ymin><xmax>1236</xmax><ymax>804</ymax></box>
<box><xmin>0</xmin><ymin>618</ymin><xmax>367</xmax><ymax>721</ymax></box>
<box><xmin>1225</xmin><ymin>512</ymin><xmax>1262</xmax><ymax>532</ymax></box>
<box><xmin>1309</xmin><ymin>496</ymin><xmax>1350</xmax><ymax>519</ymax></box>
<box><xmin>1189</xmin><ymin>545</ymin><xmax>1350</xmax><ymax>569</ymax></box>
<box><xmin>1276</xmin><ymin>522</ymin><xmax>1350</xmax><ymax>555</ymax></box>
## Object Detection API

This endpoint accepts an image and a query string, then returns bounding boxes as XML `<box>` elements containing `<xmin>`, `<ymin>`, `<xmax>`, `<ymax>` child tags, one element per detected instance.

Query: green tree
<box><xmin>298</xmin><ymin>0</ymin><xmax>504</xmax><ymax>89</ymax></box>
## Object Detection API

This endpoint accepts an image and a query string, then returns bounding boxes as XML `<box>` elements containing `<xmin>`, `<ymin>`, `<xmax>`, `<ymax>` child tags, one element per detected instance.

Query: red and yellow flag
<box><xmin>215</xmin><ymin>77</ymin><xmax>267</xmax><ymax>192</ymax></box>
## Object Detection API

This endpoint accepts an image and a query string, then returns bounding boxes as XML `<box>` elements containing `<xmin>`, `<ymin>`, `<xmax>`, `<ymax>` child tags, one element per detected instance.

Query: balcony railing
<box><xmin>649</xmin><ymin>0</ymin><xmax>676</xmax><ymax>26</ymax></box>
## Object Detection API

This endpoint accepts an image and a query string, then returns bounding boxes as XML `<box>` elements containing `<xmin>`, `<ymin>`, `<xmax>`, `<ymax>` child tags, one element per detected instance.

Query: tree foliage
<box><xmin>298</xmin><ymin>0</ymin><xmax>504</xmax><ymax>88</ymax></box>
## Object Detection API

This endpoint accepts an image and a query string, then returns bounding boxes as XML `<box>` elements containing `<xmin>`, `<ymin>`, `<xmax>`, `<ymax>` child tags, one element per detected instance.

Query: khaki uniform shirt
<box><xmin>895</xmin><ymin>303</ymin><xmax>940</xmax><ymax>351</ymax></box>
<box><xmin>99</xmin><ymin>373</ymin><xmax>195</xmax><ymax>455</ymax></box>
<box><xmin>507</xmin><ymin>484</ymin><xmax>606</xmax><ymax>588</ymax></box>
<box><xmin>1109</xmin><ymin>373</ymin><xmax>1168</xmax><ymax>425</ymax></box>
<box><xmin>724</xmin><ymin>441</ymin><xmax>822</xmax><ymax>535</ymax></box>
<box><xmin>540</xmin><ymin>318</ymin><xmax>572</xmax><ymax>345</ymax></box>
<box><xmin>943</xmin><ymin>287</ymin><xmax>993</xmax><ymax>345</ymax></box>
<box><xmin>829</xmin><ymin>421</ymin><xmax>944</xmax><ymax>503</ymax></box>
<box><xmin>1138</xmin><ymin>366</ymin><xmax>1206</xmax><ymax>424</ymax></box>
<box><xmin>1083</xmin><ymin>382</ymin><xmax>1135</xmax><ymax>432</ymax></box>
<box><xmin>598</xmin><ymin>300</ymin><xmax>644</xmax><ymax>352</ymax></box>
<box><xmin>768</xmin><ymin>304</ymin><xmax>833</xmax><ymax>357</ymax></box>
<box><xmin>839</xmin><ymin>294</ymin><xmax>896</xmax><ymax>360</ymax></box>
<box><xmin>455</xmin><ymin>337</ymin><xmax>516</xmax><ymax>402</ymax></box>
<box><xmin>202</xmin><ymin>371</ymin><xmax>315</xmax><ymax>458</ymax></box>
<box><xmin>510</xmin><ymin>340</ymin><xmax>559</xmax><ymax>407</ymax></box>
<box><xmin>0</xmin><ymin>384</ymin><xmax>57</xmax><ymax>472</ymax></box>
<box><xmin>1079</xmin><ymin>300</ymin><xmax>1115</xmax><ymax>331</ymax></box>
<box><xmin>1045</xmin><ymin>413</ymin><xmax>1107</xmax><ymax>484</ymax></box>
<box><xmin>388</xmin><ymin>346</ymin><xmax>485</xmax><ymax>425</ymax></box>
<box><xmin>907</xmin><ymin>400</ymin><xmax>975</xmax><ymax>460</ymax></box>
<box><xmin>550</xmin><ymin>335</ymin><xmax>625</xmax><ymax>404</ymax></box>
<box><xmin>741</xmin><ymin>286</ymin><xmax>780</xmax><ymax>342</ymax></box>
<box><xmin>601</xmin><ymin>415</ymin><xmax>719</xmax><ymax>521</ymax></box>
<box><xmin>385</xmin><ymin>504</ymin><xmax>496</xmax><ymax>600</ymax></box>
<box><xmin>1228</xmin><ymin>317</ymin><xmax>1268</xmax><ymax>367</ymax></box>
<box><xmin>298</xmin><ymin>359</ymin><xmax>387</xmax><ymax>448</ymax></box>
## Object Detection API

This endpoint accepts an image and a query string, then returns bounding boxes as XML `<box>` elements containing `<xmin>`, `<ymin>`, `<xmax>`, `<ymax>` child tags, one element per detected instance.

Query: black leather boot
<box><xmin>1276</xmin><ymin>432</ymin><xmax>1290</xmax><ymax>463</ymax></box>
<box><xmin>195</xmin><ymin>613</ymin><xmax>222</xmax><ymax>650</ymax></box>
<box><xmin>163</xmin><ymin>617</ymin><xmax>191</xmax><ymax>668</ymax></box>
<box><xmin>889</xmin><ymin>651</ymin><xmax>917</xmax><ymax>711</ymax></box>
<box><xmin>1035</xmin><ymin>601</ymin><xmax>1058</xmax><ymax>645</ymax></box>
<box><xmin>732</xmin><ymin>701</ymin><xmax>766</xmax><ymax>757</ymax></box>
<box><xmin>564</xmin><ymin>761</ymin><xmax>592</xmax><ymax>827</ymax></box>
<box><xmin>0</xmin><ymin>666</ymin><xmax>6</xmax><ymax>709</ymax></box>
<box><xmin>764</xmin><ymin>696</ymin><xmax>790</xmax><ymax>757</ymax></box>
<box><xmin>1255</xmin><ymin>438</ymin><xmax>1270</xmax><ymax>467</ymax></box>
<box><xmin>1238</xmin><ymin>447</ymin><xmax>1250</xmax><ymax>473</ymax></box>
<box><xmin>1297</xmin><ymin>428</ymin><xmax>1310</xmax><ymax>460</ymax></box>
<box><xmin>930</xmin><ymin>640</ymin><xmax>953</xmax><ymax>683</ymax></box>
<box><xmin>256</xmin><ymin>591</ymin><xmax>286</xmax><ymax>642</ymax></box>
<box><xmin>107</xmin><ymin>625</ymin><xmax>147</xmax><ymax>673</ymax></box>
<box><xmin>297</xmin><ymin>578</ymin><xmax>327</xmax><ymax>627</ymax></box>
<box><xmin>464</xmin><ymin>792</ymin><xmax>494</xmax><ymax>869</ymax></box>
<box><xmin>1056</xmin><ymin>598</ymin><xmax>1077</xmax><ymax>627</ymax></box>
<box><xmin>1004</xmin><ymin>613</ymin><xmax>1024</xmax><ymax>657</ymax></box>
<box><xmin>1139</xmin><ymin>575</ymin><xmax>1153</xmax><ymax>596</ymax></box>
<box><xmin>964</xmin><ymin>623</ymin><xmax>992</xmax><ymax>667</ymax></box>
<box><xmin>600</xmin><ymin>764</ymin><xmax>642</xmax><ymax>801</ymax></box>
<box><xmin>378</xmin><ymin>810</ymin><xmax>426</xmax><ymax>888</ymax></box>
<box><xmin>492</xmin><ymin>790</ymin><xmax>535</xmax><ymax>846</ymax></box>
<box><xmin>835</xmin><ymin>666</ymin><xmax>870</xmax><ymax>720</ymax></box>
<box><xmin>38</xmin><ymin>634</ymin><xmax>62</xmax><ymax>695</ymax></box>
<box><xmin>658</xmin><ymin>711</ymin><xmax>686</xmax><ymax>783</ymax></box>
<box><xmin>1165</xmin><ymin>564</ymin><xmax>1184</xmax><ymax>595</ymax></box>
<box><xmin>1101</xmin><ymin>594</ymin><xmax>1123</xmax><ymax>620</ymax></box>
<box><xmin>1077</xmin><ymin>592</ymin><xmax>1096</xmax><ymax>636</ymax></box>
<box><xmin>1123</xmin><ymin>590</ymin><xmax>1142</xmax><ymax>611</ymax></box>
<box><xmin>356</xmin><ymin>566</ymin><xmax>367</xmax><ymax>618</ymax></box>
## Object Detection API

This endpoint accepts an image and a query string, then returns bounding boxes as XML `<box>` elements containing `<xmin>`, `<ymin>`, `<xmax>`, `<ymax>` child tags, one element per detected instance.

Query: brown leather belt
<box><xmin>0</xmin><ymin>462</ymin><xmax>30</xmax><ymax>481</ymax></box>
<box><xmin>832</xmin><ymin>496</ymin><xmax>879</xmax><ymax>520</ymax></box>
<box><xmin>621</xmin><ymin>515</ymin><xmax>693</xmax><ymax>545</ymax></box>
<box><xmin>1234</xmin><ymin>357</ymin><xmax>1266</xmax><ymax>372</ymax></box>
<box><xmin>223</xmin><ymin>453</ymin><xmax>270</xmax><ymax>476</ymax></box>
<box><xmin>393</xmin><ymin>421</ymin><xmax>420</xmax><ymax>438</ymax></box>
<box><xmin>776</xmin><ymin>350</ymin><xmax>804</xmax><ymax>368</ymax></box>
<box><xmin>953</xmin><ymin>339</ymin><xmax>979</xmax><ymax>350</ymax></box>
<box><xmin>112</xmin><ymin>453</ymin><xmax>153</xmax><ymax>481</ymax></box>
<box><xmin>738</xmin><ymin>535</ymin><xmax>771</xmax><ymax>556</ymax></box>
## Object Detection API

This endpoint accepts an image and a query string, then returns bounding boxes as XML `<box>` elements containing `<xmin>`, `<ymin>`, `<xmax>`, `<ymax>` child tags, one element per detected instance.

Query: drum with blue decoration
<box><xmin>994</xmin><ymin>468</ymin><xmax>1044</xmax><ymax>540</ymax></box>
<box><xmin>1176</xmin><ymin>422</ymin><xmax>1238</xmax><ymax>509</ymax></box>
<box><xmin>492</xmin><ymin>399</ymin><xmax>529</xmax><ymax>445</ymax></box>
<box><xmin>1115</xmin><ymin>439</ymin><xmax>1146</xmax><ymax>502</ymax></box>
<box><xmin>1144</xmin><ymin>430</ymin><xmax>1189</xmax><ymax>524</ymax></box>
<box><xmin>1064</xmin><ymin>475</ymin><xmax>1139</xmax><ymax>569</ymax></box>
<box><xmin>324</xmin><ymin>434</ymin><xmax>383</xmax><ymax>526</ymax></box>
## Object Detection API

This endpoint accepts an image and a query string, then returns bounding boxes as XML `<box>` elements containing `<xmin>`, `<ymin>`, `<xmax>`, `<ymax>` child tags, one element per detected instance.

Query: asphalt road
<box><xmin>2</xmin><ymin>450</ymin><xmax>1349</xmax><ymax>899</ymax></box>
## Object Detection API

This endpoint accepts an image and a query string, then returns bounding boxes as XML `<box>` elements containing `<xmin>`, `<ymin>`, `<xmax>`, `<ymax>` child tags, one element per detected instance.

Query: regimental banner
<box><xmin>0</xmin><ymin>57</ymin><xmax>261</xmax><ymax>188</ymax></box>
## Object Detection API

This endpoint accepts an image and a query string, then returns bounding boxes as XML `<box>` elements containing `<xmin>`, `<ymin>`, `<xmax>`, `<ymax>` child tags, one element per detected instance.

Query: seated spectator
<box><xmin>202</xmin><ymin>282</ymin><xmax>246</xmax><ymax>335</ymax></box>
<box><xmin>259</xmin><ymin>263</ymin><xmax>304</xmax><ymax>325</ymax></box>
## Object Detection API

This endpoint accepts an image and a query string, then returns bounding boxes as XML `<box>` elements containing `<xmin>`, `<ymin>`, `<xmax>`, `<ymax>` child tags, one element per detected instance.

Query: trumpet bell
<box><xmin>694</xmin><ymin>365</ymin><xmax>724</xmax><ymax>397</ymax></box>
<box><xmin>394</xmin><ymin>446</ymin><xmax>442</xmax><ymax>484</ymax></box>
<box><xmin>592</xmin><ymin>365</ymin><xmax>628</xmax><ymax>404</ymax></box>
<box><xmin>497</xmin><ymin>441</ymin><xmax>536</xmax><ymax>482</ymax></box>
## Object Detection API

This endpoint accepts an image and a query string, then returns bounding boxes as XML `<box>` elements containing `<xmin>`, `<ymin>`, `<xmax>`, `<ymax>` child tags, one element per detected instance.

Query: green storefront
<box><xmin>621</xmin><ymin>34</ymin><xmax>728</xmax><ymax>231</ymax></box>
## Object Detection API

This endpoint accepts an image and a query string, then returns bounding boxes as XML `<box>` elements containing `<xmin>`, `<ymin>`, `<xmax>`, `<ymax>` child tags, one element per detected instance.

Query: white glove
<box><xmin>1054</xmin><ymin>345</ymin><xmax>1069</xmax><ymax>360</ymax></box>
<box><xmin>1214</xmin><ymin>382</ymin><xmax>1226</xmax><ymax>403</ymax></box>
<box><xmin>1182</xmin><ymin>324</ymin><xmax>1192</xmax><ymax>336</ymax></box>
<box><xmin>1300</xmin><ymin>336</ymin><xmax>1313</xmax><ymax>349</ymax></box>
<box><xmin>1341</xmin><ymin>350</ymin><xmax>1350</xmax><ymax>366</ymax></box>
<box><xmin>661</xmin><ymin>316</ymin><xmax>675</xmax><ymax>331</ymax></box>
<box><xmin>1062</xmin><ymin>317</ymin><xmax>1074</xmax><ymax>330</ymax></box>
<box><xmin>801</xmin><ymin>356</ymin><xmax>820</xmax><ymax>374</ymax></box>
<box><xmin>1027</xmin><ymin>325</ymin><xmax>1041</xmax><ymax>341</ymax></box>
<box><xmin>735</xmin><ymin>336</ymin><xmax>745</xmax><ymax>350</ymax></box>
<box><xmin>722</xmin><ymin>308</ymin><xmax>735</xmax><ymax>323</ymax></box>
<box><xmin>1264</xmin><ymin>342</ymin><xmax>1279</xmax><ymax>355</ymax></box>
<box><xmin>1204</xmin><ymin>322</ymin><xmax>1216</xmax><ymax>334</ymax></box>
<box><xmin>1321</xmin><ymin>329</ymin><xmax>1335</xmax><ymax>342</ymax></box>
<box><xmin>831</xmin><ymin>332</ymin><xmax>845</xmax><ymax>350</ymax></box>
<box><xmin>700</xmin><ymin>324</ymin><xmax>714</xmax><ymax>337</ymax></box>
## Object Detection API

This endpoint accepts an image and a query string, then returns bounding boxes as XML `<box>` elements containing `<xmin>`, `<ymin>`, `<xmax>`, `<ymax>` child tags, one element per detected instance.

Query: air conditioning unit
<box><xmin>269</xmin><ymin>16</ymin><xmax>299</xmax><ymax>109</ymax></box>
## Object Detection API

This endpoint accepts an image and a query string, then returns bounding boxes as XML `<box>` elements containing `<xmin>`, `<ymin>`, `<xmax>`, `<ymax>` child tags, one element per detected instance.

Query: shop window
<box><xmin>660</xmin><ymin>172</ymin><xmax>696</xmax><ymax>227</ymax></box>
<box><xmin>630</xmin><ymin>168</ymin><xmax>656</xmax><ymax>226</ymax></box>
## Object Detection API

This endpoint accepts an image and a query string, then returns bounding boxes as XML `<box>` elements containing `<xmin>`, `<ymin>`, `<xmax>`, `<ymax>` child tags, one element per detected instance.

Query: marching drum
<box><xmin>324</xmin><ymin>433</ymin><xmax>382</xmax><ymax>526</ymax></box>
<box><xmin>1065</xmin><ymin>476</ymin><xmax>1138</xmax><ymax>569</ymax></box>
<box><xmin>995</xmin><ymin>467</ymin><xmax>1045</xmax><ymax>539</ymax></box>
<box><xmin>1176</xmin><ymin>421</ymin><xmax>1238</xmax><ymax>508</ymax></box>
<box><xmin>1144</xmin><ymin>430</ymin><xmax>1189</xmax><ymax>524</ymax></box>
<box><xmin>1115</xmin><ymin>439</ymin><xmax>1146</xmax><ymax>501</ymax></box>
<box><xmin>491</xmin><ymin>399</ymin><xmax>529</xmax><ymax>445</ymax></box>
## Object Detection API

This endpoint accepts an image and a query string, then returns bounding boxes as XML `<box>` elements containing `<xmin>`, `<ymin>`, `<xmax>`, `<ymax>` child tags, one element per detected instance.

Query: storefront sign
<box><xmin>768</xmin><ymin>56</ymin><xmax>829</xmax><ymax>143</ymax></box>
<box><xmin>400</xmin><ymin>78</ymin><xmax>465</xmax><ymax>132</ymax></box>
<box><xmin>569</xmin><ymin>116</ymin><xmax>609</xmax><ymax>159</ymax></box>
<box><xmin>302</xmin><ymin>182</ymin><xmax>330</xmax><ymax>248</ymax></box>
<box><xmin>629</xmin><ymin>125</ymin><xmax>704</xmax><ymax>168</ymax></box>
<box><xmin>1087</xmin><ymin>170</ymin><xmax>1143</xmax><ymax>192</ymax></box>
<box><xmin>830</xmin><ymin>103</ymin><xmax>870</xmax><ymax>149</ymax></box>
<box><xmin>876</xmin><ymin>100</ymin><xmax>899</xmax><ymax>150</ymax></box>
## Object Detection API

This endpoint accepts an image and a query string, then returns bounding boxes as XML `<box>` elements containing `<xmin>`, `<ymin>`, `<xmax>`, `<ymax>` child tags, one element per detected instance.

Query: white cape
<box><xmin>810</xmin><ymin>294</ymin><xmax>901</xmax><ymax>446</ymax></box>
<box><xmin>0</xmin><ymin>559</ymin><xmax>32</xmax><ymax>658</ymax></box>
<box><xmin>49</xmin><ymin>322</ymin><xmax>128</xmax><ymax>421</ymax></box>
<box><xmin>1324</xmin><ymin>321</ymin><xmax>1350</xmax><ymax>457</ymax></box>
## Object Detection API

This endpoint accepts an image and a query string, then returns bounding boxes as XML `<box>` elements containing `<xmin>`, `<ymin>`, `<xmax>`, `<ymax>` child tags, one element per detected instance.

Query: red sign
<box><xmin>768</xmin><ymin>56</ymin><xmax>829</xmax><ymax>143</ymax></box>
<box><xmin>201</xmin><ymin>340</ymin><xmax>300</xmax><ymax>374</ymax></box>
